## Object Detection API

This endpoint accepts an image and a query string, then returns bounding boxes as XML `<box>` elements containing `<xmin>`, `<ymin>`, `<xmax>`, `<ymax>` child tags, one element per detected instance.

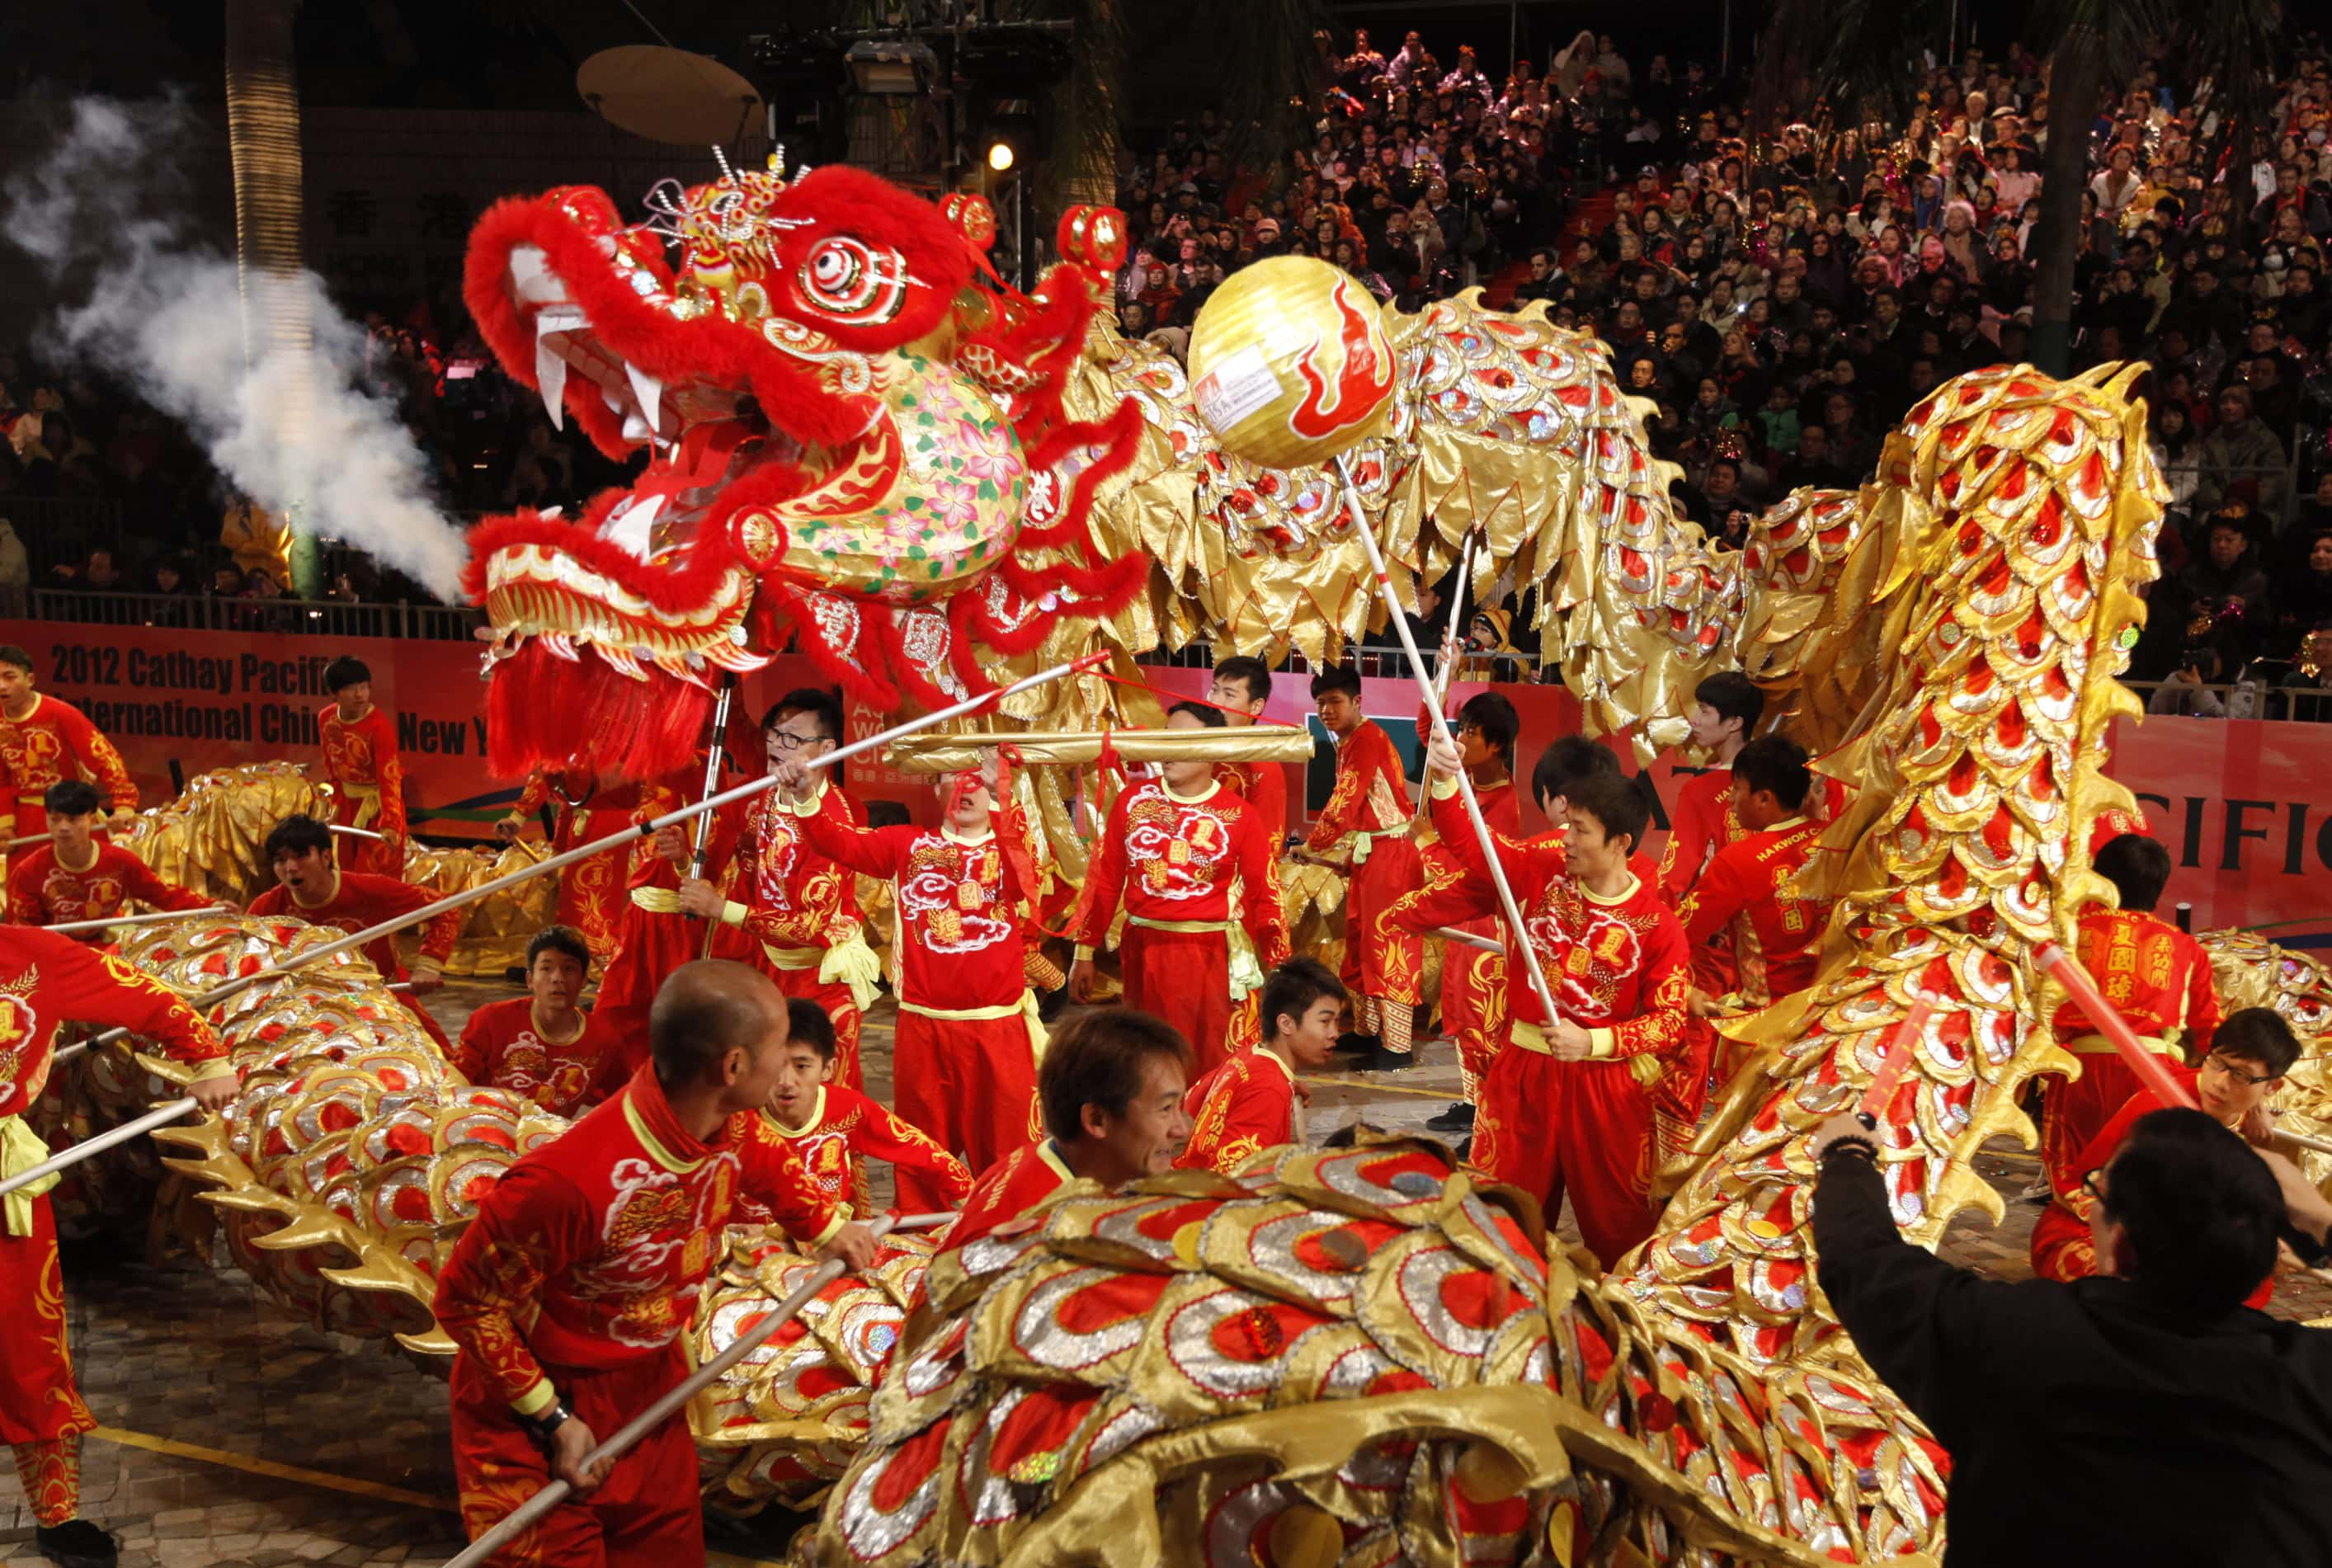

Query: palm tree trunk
<box><xmin>224</xmin><ymin>0</ymin><xmax>320</xmax><ymax>597</ymax></box>
<box><xmin>2027</xmin><ymin>33</ymin><xmax>2102</xmax><ymax>376</ymax></box>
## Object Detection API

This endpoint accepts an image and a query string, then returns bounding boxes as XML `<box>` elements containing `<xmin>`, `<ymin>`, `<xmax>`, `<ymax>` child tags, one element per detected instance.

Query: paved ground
<box><xmin>6</xmin><ymin>977</ymin><xmax>2328</xmax><ymax>1565</ymax></box>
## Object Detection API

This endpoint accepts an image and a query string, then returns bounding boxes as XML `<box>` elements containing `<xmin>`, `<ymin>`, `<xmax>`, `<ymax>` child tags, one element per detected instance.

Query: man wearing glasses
<box><xmin>2028</xmin><ymin>1007</ymin><xmax>2301</xmax><ymax>1302</ymax></box>
<box><xmin>674</xmin><ymin>690</ymin><xmax>879</xmax><ymax>1090</ymax></box>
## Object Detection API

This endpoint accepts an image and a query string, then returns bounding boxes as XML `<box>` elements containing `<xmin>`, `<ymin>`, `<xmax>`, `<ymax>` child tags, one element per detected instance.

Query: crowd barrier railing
<box><xmin>23</xmin><ymin>588</ymin><xmax>483</xmax><ymax>643</ymax></box>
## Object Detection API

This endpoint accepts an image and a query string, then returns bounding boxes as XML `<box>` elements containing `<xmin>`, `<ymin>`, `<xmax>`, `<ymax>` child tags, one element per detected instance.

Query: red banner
<box><xmin>9</xmin><ymin>623</ymin><xmax>2328</xmax><ymax>944</ymax></box>
<box><xmin>0</xmin><ymin>620</ymin><xmax>935</xmax><ymax>840</ymax></box>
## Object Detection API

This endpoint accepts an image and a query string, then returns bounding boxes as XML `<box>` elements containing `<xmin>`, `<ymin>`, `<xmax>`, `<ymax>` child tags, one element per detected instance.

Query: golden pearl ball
<box><xmin>1186</xmin><ymin>256</ymin><xmax>1397</xmax><ymax>470</ymax></box>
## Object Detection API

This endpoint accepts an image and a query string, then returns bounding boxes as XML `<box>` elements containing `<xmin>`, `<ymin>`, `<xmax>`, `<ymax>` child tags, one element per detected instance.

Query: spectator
<box><xmin>0</xmin><ymin>516</ymin><xmax>25</xmax><ymax>619</ymax></box>
<box><xmin>2280</xmin><ymin>619</ymin><xmax>2332</xmax><ymax>722</ymax></box>
<box><xmin>2191</xmin><ymin>385</ymin><xmax>2287</xmax><ymax>519</ymax></box>
<box><xmin>1811</xmin><ymin>1103</ymin><xmax>2332</xmax><ymax>1566</ymax></box>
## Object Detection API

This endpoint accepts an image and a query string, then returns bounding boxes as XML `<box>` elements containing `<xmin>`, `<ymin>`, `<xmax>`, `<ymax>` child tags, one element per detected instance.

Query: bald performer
<box><xmin>435</xmin><ymin>960</ymin><xmax>875</xmax><ymax>1566</ymax></box>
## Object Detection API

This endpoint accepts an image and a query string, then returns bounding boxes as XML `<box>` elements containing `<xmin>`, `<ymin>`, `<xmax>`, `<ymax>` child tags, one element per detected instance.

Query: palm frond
<box><xmin>1749</xmin><ymin>0</ymin><xmax>1957</xmax><ymax>130</ymax></box>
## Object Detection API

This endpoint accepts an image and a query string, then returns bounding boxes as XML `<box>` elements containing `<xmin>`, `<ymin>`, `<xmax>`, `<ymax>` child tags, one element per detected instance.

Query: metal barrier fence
<box><xmin>22</xmin><ymin>588</ymin><xmax>483</xmax><ymax>643</ymax></box>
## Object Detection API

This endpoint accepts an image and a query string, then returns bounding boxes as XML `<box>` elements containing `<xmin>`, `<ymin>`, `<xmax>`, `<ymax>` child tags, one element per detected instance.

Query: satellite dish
<box><xmin>577</xmin><ymin>45</ymin><xmax>762</xmax><ymax>147</ymax></box>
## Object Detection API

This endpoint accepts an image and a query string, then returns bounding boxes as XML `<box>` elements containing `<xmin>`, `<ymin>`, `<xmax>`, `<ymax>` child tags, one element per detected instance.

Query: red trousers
<box><xmin>451</xmin><ymin>1343</ymin><xmax>700</xmax><ymax>1568</ymax></box>
<box><xmin>3</xmin><ymin>1194</ymin><xmax>97</xmax><ymax>1524</ymax></box>
<box><xmin>1470</xmin><ymin>1045</ymin><xmax>1658</xmax><ymax>1269</ymax></box>
<box><xmin>1347</xmin><ymin>841</ymin><xmax>1425</xmax><ymax>1051</ymax></box>
<box><xmin>2040</xmin><ymin>1053</ymin><xmax>2143</xmax><ymax>1195</ymax></box>
<box><xmin>331</xmin><ymin>796</ymin><xmax>403</xmax><ymax>876</ymax></box>
<box><xmin>1120</xmin><ymin>925</ymin><xmax>1231</xmax><ymax>1078</ymax></box>
<box><xmin>1442</xmin><ymin>944</ymin><xmax>1503</xmax><ymax>1096</ymax></box>
<box><xmin>894</xmin><ymin>1007</ymin><xmax>1039</xmax><ymax>1209</ymax></box>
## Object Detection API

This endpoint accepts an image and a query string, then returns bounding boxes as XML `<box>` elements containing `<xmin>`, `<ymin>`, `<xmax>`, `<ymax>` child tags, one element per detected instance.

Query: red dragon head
<box><xmin>461</xmin><ymin>157</ymin><xmax>1142</xmax><ymax>779</ymax></box>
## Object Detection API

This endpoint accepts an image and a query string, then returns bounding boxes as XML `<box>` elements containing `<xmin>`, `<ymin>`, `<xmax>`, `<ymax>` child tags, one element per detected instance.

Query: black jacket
<box><xmin>1814</xmin><ymin>1151</ymin><xmax>2332</xmax><ymax>1566</ymax></box>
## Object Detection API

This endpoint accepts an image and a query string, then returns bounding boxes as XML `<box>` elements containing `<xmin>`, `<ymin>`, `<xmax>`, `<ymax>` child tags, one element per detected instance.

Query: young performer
<box><xmin>1657</xmin><ymin>671</ymin><xmax>1760</xmax><ymax>902</ymax></box>
<box><xmin>1177</xmin><ymin>958</ymin><xmax>1344</xmax><ymax>1175</ymax></box>
<box><xmin>676</xmin><ymin>690</ymin><xmax>874</xmax><ymax>1090</ymax></box>
<box><xmin>7</xmin><ymin>780</ymin><xmax>216</xmax><ymax>938</ymax></box>
<box><xmin>1068</xmin><ymin>703</ymin><xmax>1290</xmax><ymax>1078</ymax></box>
<box><xmin>2036</xmin><ymin>831</ymin><xmax>2224</xmax><ymax>1196</ymax></box>
<box><xmin>0</xmin><ymin>644</ymin><xmax>138</xmax><ymax>865</ymax></box>
<box><xmin>783</xmin><ymin>748</ymin><xmax>1042</xmax><ymax>1183</ymax></box>
<box><xmin>2029</xmin><ymin>1008</ymin><xmax>2298</xmax><ymax>1304</ymax></box>
<box><xmin>316</xmin><ymin>656</ymin><xmax>408</xmax><ymax>876</ymax></box>
<box><xmin>455</xmin><ymin>927</ymin><xmax>620</xmax><ymax>1118</ymax></box>
<box><xmin>1207</xmin><ymin>657</ymin><xmax>1288</xmax><ymax>838</ymax></box>
<box><xmin>1304</xmin><ymin>667</ymin><xmax>1425</xmax><ymax>1071</ymax></box>
<box><xmin>754</xmin><ymin>997</ymin><xmax>973</xmax><ymax>1218</ymax></box>
<box><xmin>498</xmin><ymin>766</ymin><xmax>631</xmax><ymax>964</ymax></box>
<box><xmin>1402</xmin><ymin>693</ymin><xmax>1521</xmax><ymax>1132</ymax></box>
<box><xmin>435</xmin><ymin>962</ymin><xmax>876</xmax><ymax>1566</ymax></box>
<box><xmin>940</xmin><ymin>1010</ymin><xmax>1192</xmax><ymax>1260</ymax></box>
<box><xmin>2</xmin><ymin>925</ymin><xmax>238</xmax><ymax>1568</ymax></box>
<box><xmin>247</xmin><ymin>814</ymin><xmax>459</xmax><ymax>1050</ymax></box>
<box><xmin>1205</xmin><ymin>657</ymin><xmax>1291</xmax><ymax>1057</ymax></box>
<box><xmin>1389</xmin><ymin>734</ymin><xmax>1657</xmax><ymax>1125</ymax></box>
<box><xmin>1425</xmin><ymin>736</ymin><xmax>1689</xmax><ymax>1267</ymax></box>
<box><xmin>1670</xmin><ymin>736</ymin><xmax>1839</xmax><ymax>1151</ymax></box>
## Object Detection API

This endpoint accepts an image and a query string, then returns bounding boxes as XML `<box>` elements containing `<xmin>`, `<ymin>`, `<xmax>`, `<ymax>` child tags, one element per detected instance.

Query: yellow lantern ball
<box><xmin>1186</xmin><ymin>255</ymin><xmax>1397</xmax><ymax>470</ymax></box>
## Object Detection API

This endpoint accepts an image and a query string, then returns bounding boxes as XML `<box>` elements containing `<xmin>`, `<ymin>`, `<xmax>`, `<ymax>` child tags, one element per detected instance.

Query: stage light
<box><xmin>987</xmin><ymin>141</ymin><xmax>1015</xmax><ymax>172</ymax></box>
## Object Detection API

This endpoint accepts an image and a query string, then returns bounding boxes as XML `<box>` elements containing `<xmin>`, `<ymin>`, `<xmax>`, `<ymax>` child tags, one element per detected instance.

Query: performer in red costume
<box><xmin>1388</xmin><ymin>733</ymin><xmax>1656</xmax><ymax>1131</ymax></box>
<box><xmin>676</xmin><ymin>690</ymin><xmax>874</xmax><ymax>1090</ymax></box>
<box><xmin>2035</xmin><ymin>831</ymin><xmax>2224</xmax><ymax>1195</ymax></box>
<box><xmin>2</xmin><ymin>925</ymin><xmax>239</xmax><ymax>1568</ymax></box>
<box><xmin>0</xmin><ymin>645</ymin><xmax>138</xmax><ymax>869</ymax></box>
<box><xmin>1402</xmin><ymin>694</ymin><xmax>1521</xmax><ymax>1134</ymax></box>
<box><xmin>1425</xmin><ymin>737</ymin><xmax>1689</xmax><ymax>1267</ymax></box>
<box><xmin>1177</xmin><ymin>959</ymin><xmax>1343</xmax><ymax>1175</ymax></box>
<box><xmin>588</xmin><ymin>772</ymin><xmax>716</xmax><ymax>1081</ymax></box>
<box><xmin>938</xmin><ymin>1010</ymin><xmax>1192</xmax><ymax>1260</ymax></box>
<box><xmin>753</xmin><ymin>997</ymin><xmax>972</xmax><ymax>1218</ymax></box>
<box><xmin>455</xmin><ymin>928</ymin><xmax>620</xmax><ymax>1118</ymax></box>
<box><xmin>1671</xmin><ymin>737</ymin><xmax>1839</xmax><ymax>1157</ymax></box>
<box><xmin>2030</xmin><ymin>1009</ymin><xmax>2297</xmax><ymax>1302</ymax></box>
<box><xmin>1207</xmin><ymin>657</ymin><xmax>1291</xmax><ymax>1057</ymax></box>
<box><xmin>247</xmin><ymin>815</ymin><xmax>460</xmax><ymax>1052</ymax></box>
<box><xmin>1068</xmin><ymin>703</ymin><xmax>1290</xmax><ymax>1079</ymax></box>
<box><xmin>1304</xmin><ymin>666</ymin><xmax>1425</xmax><ymax>1071</ymax></box>
<box><xmin>498</xmin><ymin>767</ymin><xmax>633</xmax><ymax>964</ymax></box>
<box><xmin>784</xmin><ymin>747</ymin><xmax>1043</xmax><ymax>1184</ymax></box>
<box><xmin>7</xmin><ymin>780</ymin><xmax>218</xmax><ymax>939</ymax></box>
<box><xmin>316</xmin><ymin>656</ymin><xmax>408</xmax><ymax>876</ymax></box>
<box><xmin>1657</xmin><ymin>671</ymin><xmax>1761</xmax><ymax>902</ymax></box>
<box><xmin>435</xmin><ymin>961</ymin><xmax>877</xmax><ymax>1566</ymax></box>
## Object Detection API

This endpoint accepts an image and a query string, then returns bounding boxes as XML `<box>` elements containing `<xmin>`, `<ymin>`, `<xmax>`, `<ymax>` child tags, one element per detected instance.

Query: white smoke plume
<box><xmin>5</xmin><ymin>98</ymin><xmax>469</xmax><ymax>600</ymax></box>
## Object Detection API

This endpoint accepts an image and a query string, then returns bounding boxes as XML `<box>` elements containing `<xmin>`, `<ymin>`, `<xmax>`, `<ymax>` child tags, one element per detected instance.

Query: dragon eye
<box><xmin>797</xmin><ymin>238</ymin><xmax>908</xmax><ymax>326</ymax></box>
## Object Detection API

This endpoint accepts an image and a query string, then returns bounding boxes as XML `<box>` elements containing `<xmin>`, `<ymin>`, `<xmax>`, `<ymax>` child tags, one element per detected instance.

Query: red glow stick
<box><xmin>1856</xmin><ymin>999</ymin><xmax>1937</xmax><ymax>1123</ymax></box>
<box><xmin>2035</xmin><ymin>944</ymin><xmax>2198</xmax><ymax>1111</ymax></box>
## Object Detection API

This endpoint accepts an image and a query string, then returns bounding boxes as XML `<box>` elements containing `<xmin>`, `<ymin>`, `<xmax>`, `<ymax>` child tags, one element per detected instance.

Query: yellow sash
<box><xmin>900</xmin><ymin>991</ymin><xmax>1050</xmax><ymax>1064</ymax></box>
<box><xmin>1</xmin><ymin>1115</ymin><xmax>59</xmax><ymax>1236</ymax></box>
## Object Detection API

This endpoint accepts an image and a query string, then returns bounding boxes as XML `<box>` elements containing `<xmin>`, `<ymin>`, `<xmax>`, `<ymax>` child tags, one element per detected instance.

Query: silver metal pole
<box><xmin>40</xmin><ymin>904</ymin><xmax>233</xmax><ymax>937</ymax></box>
<box><xmin>0</xmin><ymin>1098</ymin><xmax>198</xmax><ymax>1198</ymax></box>
<box><xmin>1333</xmin><ymin>455</ymin><xmax>1564</xmax><ymax>1031</ymax></box>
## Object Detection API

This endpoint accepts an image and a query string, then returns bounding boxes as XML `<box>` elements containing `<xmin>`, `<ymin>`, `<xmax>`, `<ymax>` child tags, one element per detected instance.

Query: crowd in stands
<box><xmin>1111</xmin><ymin>26</ymin><xmax>2332</xmax><ymax>713</ymax></box>
<box><xmin>0</xmin><ymin>301</ymin><xmax>617</xmax><ymax>612</ymax></box>
<box><xmin>5</xmin><ymin>26</ymin><xmax>2331</xmax><ymax>717</ymax></box>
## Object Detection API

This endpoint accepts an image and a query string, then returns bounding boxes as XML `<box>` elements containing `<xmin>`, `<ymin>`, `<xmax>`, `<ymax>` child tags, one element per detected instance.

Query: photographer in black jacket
<box><xmin>1811</xmin><ymin>1104</ymin><xmax>2332</xmax><ymax>1566</ymax></box>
